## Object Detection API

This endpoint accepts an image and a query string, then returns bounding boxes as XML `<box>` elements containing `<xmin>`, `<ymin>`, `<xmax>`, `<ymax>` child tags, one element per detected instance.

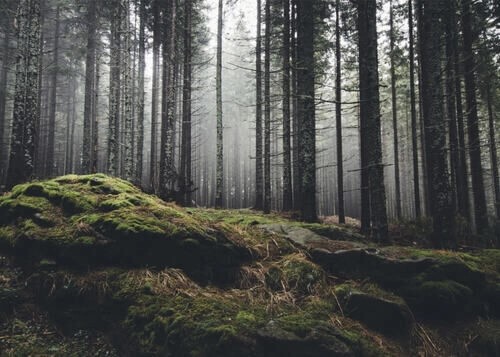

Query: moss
<box><xmin>265</xmin><ymin>254</ymin><xmax>325</xmax><ymax>294</ymax></box>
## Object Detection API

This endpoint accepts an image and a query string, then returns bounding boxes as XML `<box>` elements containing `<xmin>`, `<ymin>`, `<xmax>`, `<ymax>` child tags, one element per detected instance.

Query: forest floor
<box><xmin>0</xmin><ymin>174</ymin><xmax>499</xmax><ymax>356</ymax></box>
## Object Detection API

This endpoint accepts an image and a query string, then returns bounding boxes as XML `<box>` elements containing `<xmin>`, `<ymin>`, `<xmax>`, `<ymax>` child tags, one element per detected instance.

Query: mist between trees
<box><xmin>0</xmin><ymin>0</ymin><xmax>499</xmax><ymax>247</ymax></box>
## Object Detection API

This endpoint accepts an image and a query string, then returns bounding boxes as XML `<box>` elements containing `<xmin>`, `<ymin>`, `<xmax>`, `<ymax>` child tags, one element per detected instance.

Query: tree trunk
<box><xmin>419</xmin><ymin>0</ymin><xmax>454</xmax><ymax>247</ymax></box>
<box><xmin>6</xmin><ymin>0</ymin><xmax>41</xmax><ymax>189</ymax></box>
<box><xmin>357</xmin><ymin>0</ymin><xmax>388</xmax><ymax>241</ymax></box>
<box><xmin>91</xmin><ymin>49</ymin><xmax>100</xmax><ymax>173</ymax></box>
<box><xmin>335</xmin><ymin>0</ymin><xmax>344</xmax><ymax>224</ymax></box>
<box><xmin>282</xmin><ymin>0</ymin><xmax>292</xmax><ymax>211</ymax></box>
<box><xmin>291</xmin><ymin>0</ymin><xmax>300</xmax><ymax>211</ymax></box>
<box><xmin>180</xmin><ymin>0</ymin><xmax>192</xmax><ymax>205</ymax></box>
<box><xmin>0</xmin><ymin>29</ymin><xmax>10</xmax><ymax>180</ymax></box>
<box><xmin>45</xmin><ymin>5</ymin><xmax>60</xmax><ymax>177</ymax></box>
<box><xmin>486</xmin><ymin>84</ymin><xmax>500</xmax><ymax>219</ymax></box>
<box><xmin>135</xmin><ymin>0</ymin><xmax>146</xmax><ymax>186</ymax></box>
<box><xmin>461</xmin><ymin>0</ymin><xmax>488</xmax><ymax>233</ymax></box>
<box><xmin>255</xmin><ymin>0</ymin><xmax>263</xmax><ymax>210</ymax></box>
<box><xmin>107</xmin><ymin>0</ymin><xmax>121</xmax><ymax>176</ymax></box>
<box><xmin>123</xmin><ymin>0</ymin><xmax>134</xmax><ymax>181</ymax></box>
<box><xmin>150</xmin><ymin>0</ymin><xmax>160</xmax><ymax>192</ymax></box>
<box><xmin>159</xmin><ymin>0</ymin><xmax>177</xmax><ymax>200</ymax></box>
<box><xmin>263</xmin><ymin>0</ymin><xmax>271</xmax><ymax>214</ymax></box>
<box><xmin>408</xmin><ymin>0</ymin><xmax>421</xmax><ymax>218</ymax></box>
<box><xmin>389</xmin><ymin>0</ymin><xmax>401</xmax><ymax>220</ymax></box>
<box><xmin>296</xmin><ymin>0</ymin><xmax>316</xmax><ymax>222</ymax></box>
<box><xmin>82</xmin><ymin>0</ymin><xmax>97</xmax><ymax>174</ymax></box>
<box><xmin>215</xmin><ymin>0</ymin><xmax>223</xmax><ymax>207</ymax></box>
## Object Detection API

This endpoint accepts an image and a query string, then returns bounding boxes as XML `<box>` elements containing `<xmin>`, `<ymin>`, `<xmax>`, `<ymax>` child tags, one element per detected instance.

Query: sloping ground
<box><xmin>0</xmin><ymin>174</ymin><xmax>499</xmax><ymax>356</ymax></box>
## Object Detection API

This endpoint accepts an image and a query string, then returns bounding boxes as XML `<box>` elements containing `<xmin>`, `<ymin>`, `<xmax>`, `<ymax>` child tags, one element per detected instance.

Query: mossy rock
<box><xmin>0</xmin><ymin>175</ymin><xmax>251</xmax><ymax>279</ymax></box>
<box><xmin>401</xmin><ymin>279</ymin><xmax>474</xmax><ymax>319</ymax></box>
<box><xmin>265</xmin><ymin>254</ymin><xmax>325</xmax><ymax>295</ymax></box>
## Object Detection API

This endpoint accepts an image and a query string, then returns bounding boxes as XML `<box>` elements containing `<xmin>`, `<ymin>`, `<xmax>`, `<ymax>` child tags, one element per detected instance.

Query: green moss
<box><xmin>266</xmin><ymin>254</ymin><xmax>325</xmax><ymax>294</ymax></box>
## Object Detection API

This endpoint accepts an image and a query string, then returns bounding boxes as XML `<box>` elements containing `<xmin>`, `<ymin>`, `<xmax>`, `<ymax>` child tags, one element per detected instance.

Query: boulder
<box><xmin>343</xmin><ymin>292</ymin><xmax>414</xmax><ymax>337</ymax></box>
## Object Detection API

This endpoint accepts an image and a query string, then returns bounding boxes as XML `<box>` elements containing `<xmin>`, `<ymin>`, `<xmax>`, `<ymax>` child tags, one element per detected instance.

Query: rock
<box><xmin>258</xmin><ymin>223</ymin><xmax>365</xmax><ymax>252</ymax></box>
<box><xmin>310</xmin><ymin>247</ymin><xmax>436</xmax><ymax>287</ymax></box>
<box><xmin>256</xmin><ymin>321</ymin><xmax>354</xmax><ymax>357</ymax></box>
<box><xmin>343</xmin><ymin>292</ymin><xmax>414</xmax><ymax>337</ymax></box>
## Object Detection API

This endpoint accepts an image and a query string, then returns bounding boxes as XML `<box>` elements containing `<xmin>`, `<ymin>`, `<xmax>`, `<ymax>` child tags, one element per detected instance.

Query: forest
<box><xmin>0</xmin><ymin>0</ymin><xmax>499</xmax><ymax>355</ymax></box>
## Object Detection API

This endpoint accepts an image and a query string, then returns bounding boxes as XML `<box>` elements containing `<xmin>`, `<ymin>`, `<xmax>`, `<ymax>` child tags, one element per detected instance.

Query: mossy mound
<box><xmin>1</xmin><ymin>175</ymin><xmax>500</xmax><ymax>355</ymax></box>
<box><xmin>0</xmin><ymin>175</ymin><xmax>251</xmax><ymax>280</ymax></box>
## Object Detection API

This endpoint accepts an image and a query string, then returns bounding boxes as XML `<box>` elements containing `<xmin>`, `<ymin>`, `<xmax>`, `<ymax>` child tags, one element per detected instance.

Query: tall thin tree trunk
<box><xmin>358</xmin><ymin>0</ymin><xmax>388</xmax><ymax>241</ymax></box>
<box><xmin>0</xmin><ymin>29</ymin><xmax>10</xmax><ymax>180</ymax></box>
<box><xmin>45</xmin><ymin>5</ymin><xmax>60</xmax><ymax>177</ymax></box>
<box><xmin>445</xmin><ymin>0</ymin><xmax>460</xmax><ymax>217</ymax></box>
<box><xmin>282</xmin><ymin>0</ymin><xmax>292</xmax><ymax>211</ymax></box>
<box><xmin>91</xmin><ymin>50</ymin><xmax>100</xmax><ymax>173</ymax></box>
<box><xmin>454</xmin><ymin>38</ymin><xmax>470</xmax><ymax>221</ymax></box>
<box><xmin>461</xmin><ymin>0</ymin><xmax>488</xmax><ymax>233</ymax></box>
<box><xmin>135</xmin><ymin>0</ymin><xmax>146</xmax><ymax>186</ymax></box>
<box><xmin>389</xmin><ymin>0</ymin><xmax>401</xmax><ymax>219</ymax></box>
<box><xmin>150</xmin><ymin>0</ymin><xmax>160</xmax><ymax>192</ymax></box>
<box><xmin>107</xmin><ymin>0</ymin><xmax>121</xmax><ymax>176</ymax></box>
<box><xmin>82</xmin><ymin>0</ymin><xmax>97</xmax><ymax>174</ymax></box>
<box><xmin>255</xmin><ymin>0</ymin><xmax>263</xmax><ymax>210</ymax></box>
<box><xmin>408</xmin><ymin>0</ymin><xmax>421</xmax><ymax>218</ymax></box>
<box><xmin>6</xmin><ymin>0</ymin><xmax>41</xmax><ymax>189</ymax></box>
<box><xmin>291</xmin><ymin>0</ymin><xmax>300</xmax><ymax>210</ymax></box>
<box><xmin>296</xmin><ymin>0</ymin><xmax>316</xmax><ymax>222</ymax></box>
<box><xmin>264</xmin><ymin>0</ymin><xmax>271</xmax><ymax>213</ymax></box>
<box><xmin>180</xmin><ymin>0</ymin><xmax>192</xmax><ymax>205</ymax></box>
<box><xmin>159</xmin><ymin>0</ymin><xmax>178</xmax><ymax>199</ymax></box>
<box><xmin>335</xmin><ymin>0</ymin><xmax>344</xmax><ymax>224</ymax></box>
<box><xmin>419</xmin><ymin>0</ymin><xmax>454</xmax><ymax>247</ymax></box>
<box><xmin>123</xmin><ymin>0</ymin><xmax>134</xmax><ymax>181</ymax></box>
<box><xmin>487</xmin><ymin>85</ymin><xmax>500</xmax><ymax>220</ymax></box>
<box><xmin>215</xmin><ymin>0</ymin><xmax>223</xmax><ymax>207</ymax></box>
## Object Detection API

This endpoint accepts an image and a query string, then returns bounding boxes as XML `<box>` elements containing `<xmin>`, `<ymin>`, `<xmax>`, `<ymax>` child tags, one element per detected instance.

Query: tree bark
<box><xmin>335</xmin><ymin>0</ymin><xmax>344</xmax><ymax>224</ymax></box>
<box><xmin>215</xmin><ymin>0</ymin><xmax>223</xmax><ymax>207</ymax></box>
<box><xmin>159</xmin><ymin>0</ymin><xmax>178</xmax><ymax>200</ymax></box>
<box><xmin>408</xmin><ymin>0</ymin><xmax>421</xmax><ymax>218</ymax></box>
<box><xmin>180</xmin><ymin>0</ymin><xmax>192</xmax><ymax>205</ymax></box>
<box><xmin>296</xmin><ymin>0</ymin><xmax>316</xmax><ymax>222</ymax></box>
<box><xmin>82</xmin><ymin>0</ymin><xmax>97</xmax><ymax>174</ymax></box>
<box><xmin>282</xmin><ymin>0</ymin><xmax>292</xmax><ymax>211</ymax></box>
<box><xmin>389</xmin><ymin>0</ymin><xmax>401</xmax><ymax>220</ymax></box>
<box><xmin>419</xmin><ymin>0</ymin><xmax>454</xmax><ymax>247</ymax></box>
<box><xmin>461</xmin><ymin>0</ymin><xmax>488</xmax><ymax>233</ymax></box>
<box><xmin>6</xmin><ymin>0</ymin><xmax>41</xmax><ymax>189</ymax></box>
<box><xmin>264</xmin><ymin>0</ymin><xmax>271</xmax><ymax>213</ymax></box>
<box><xmin>150</xmin><ymin>0</ymin><xmax>160</xmax><ymax>192</ymax></box>
<box><xmin>255</xmin><ymin>0</ymin><xmax>263</xmax><ymax>210</ymax></box>
<box><xmin>357</xmin><ymin>0</ymin><xmax>388</xmax><ymax>241</ymax></box>
<box><xmin>135</xmin><ymin>0</ymin><xmax>145</xmax><ymax>186</ymax></box>
<box><xmin>107</xmin><ymin>0</ymin><xmax>121</xmax><ymax>176</ymax></box>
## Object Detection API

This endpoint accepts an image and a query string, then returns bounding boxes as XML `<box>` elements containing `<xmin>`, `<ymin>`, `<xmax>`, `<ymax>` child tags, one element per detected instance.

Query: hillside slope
<box><xmin>0</xmin><ymin>174</ymin><xmax>499</xmax><ymax>356</ymax></box>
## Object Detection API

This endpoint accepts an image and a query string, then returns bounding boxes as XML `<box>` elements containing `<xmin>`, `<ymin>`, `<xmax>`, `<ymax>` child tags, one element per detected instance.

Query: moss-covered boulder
<box><xmin>0</xmin><ymin>175</ymin><xmax>251</xmax><ymax>281</ymax></box>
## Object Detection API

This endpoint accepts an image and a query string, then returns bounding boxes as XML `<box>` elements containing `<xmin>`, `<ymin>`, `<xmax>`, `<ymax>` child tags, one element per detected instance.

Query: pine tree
<box><xmin>282</xmin><ymin>0</ymin><xmax>292</xmax><ymax>211</ymax></box>
<box><xmin>180</xmin><ymin>0</ymin><xmax>193</xmax><ymax>205</ymax></box>
<box><xmin>335</xmin><ymin>0</ymin><xmax>344</xmax><ymax>224</ymax></box>
<box><xmin>418</xmin><ymin>0</ymin><xmax>453</xmax><ymax>247</ymax></box>
<box><xmin>357</xmin><ymin>0</ymin><xmax>388</xmax><ymax>241</ymax></box>
<box><xmin>82</xmin><ymin>0</ymin><xmax>97</xmax><ymax>174</ymax></box>
<box><xmin>296</xmin><ymin>0</ymin><xmax>316</xmax><ymax>222</ymax></box>
<box><xmin>6</xmin><ymin>0</ymin><xmax>41</xmax><ymax>189</ymax></box>
<box><xmin>255</xmin><ymin>0</ymin><xmax>264</xmax><ymax>210</ymax></box>
<box><xmin>461</xmin><ymin>0</ymin><xmax>488</xmax><ymax>233</ymax></box>
<box><xmin>215</xmin><ymin>0</ymin><xmax>223</xmax><ymax>207</ymax></box>
<box><xmin>263</xmin><ymin>0</ymin><xmax>271</xmax><ymax>214</ymax></box>
<box><xmin>107</xmin><ymin>0</ymin><xmax>121</xmax><ymax>176</ymax></box>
